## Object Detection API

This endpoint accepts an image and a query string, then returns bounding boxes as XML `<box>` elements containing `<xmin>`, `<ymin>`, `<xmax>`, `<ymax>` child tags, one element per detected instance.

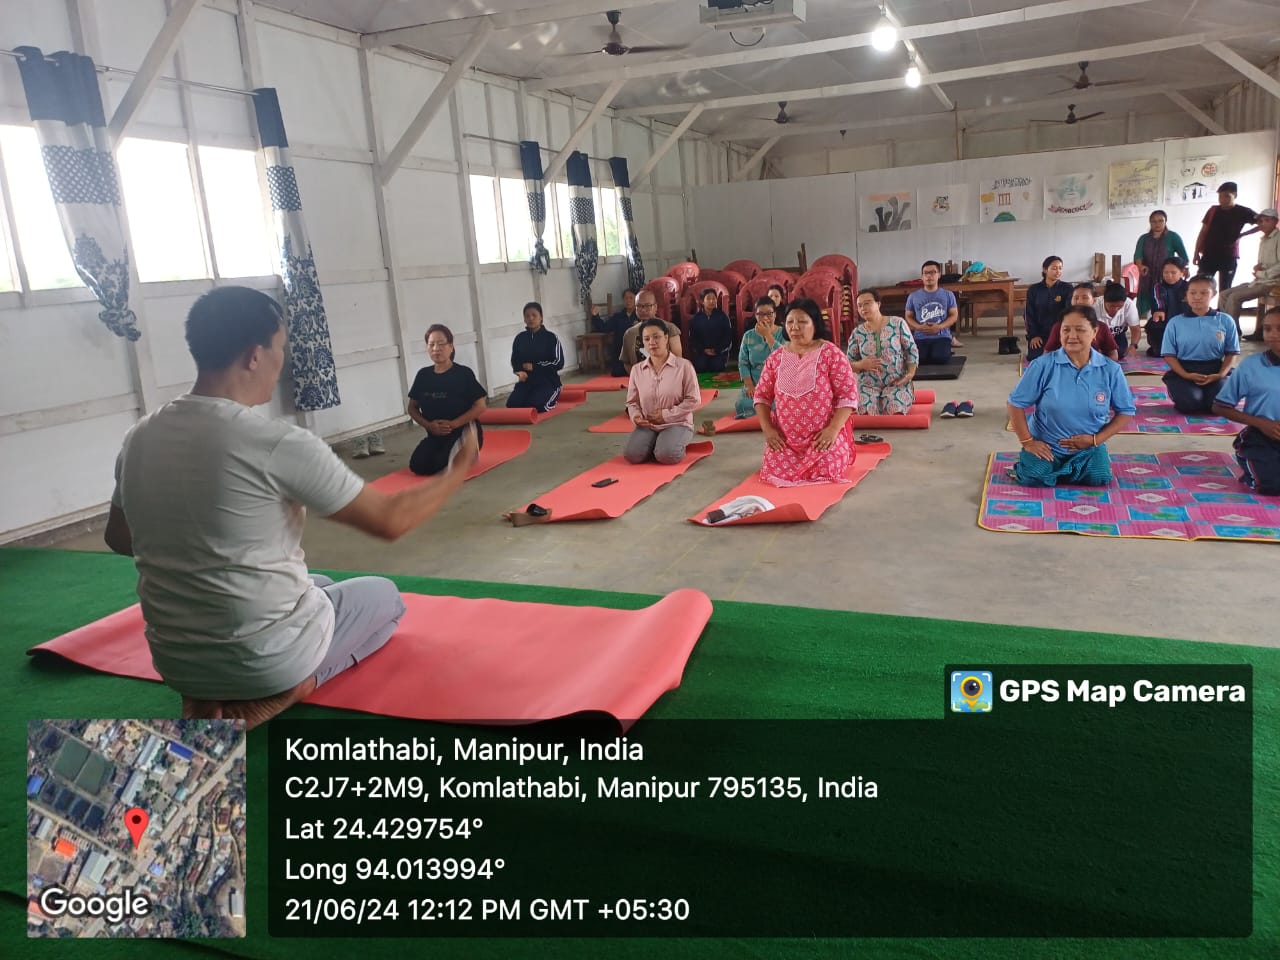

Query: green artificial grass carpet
<box><xmin>2</xmin><ymin>546</ymin><xmax>1276</xmax><ymax>959</ymax></box>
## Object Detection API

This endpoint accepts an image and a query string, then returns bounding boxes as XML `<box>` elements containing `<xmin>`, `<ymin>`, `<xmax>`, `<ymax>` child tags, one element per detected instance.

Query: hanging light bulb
<box><xmin>904</xmin><ymin>61</ymin><xmax>921</xmax><ymax>88</ymax></box>
<box><xmin>871</xmin><ymin>4</ymin><xmax>898</xmax><ymax>52</ymax></box>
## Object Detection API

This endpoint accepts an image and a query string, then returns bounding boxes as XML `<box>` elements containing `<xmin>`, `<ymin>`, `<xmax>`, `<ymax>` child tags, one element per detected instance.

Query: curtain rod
<box><xmin>1</xmin><ymin>48</ymin><xmax>256</xmax><ymax>98</ymax></box>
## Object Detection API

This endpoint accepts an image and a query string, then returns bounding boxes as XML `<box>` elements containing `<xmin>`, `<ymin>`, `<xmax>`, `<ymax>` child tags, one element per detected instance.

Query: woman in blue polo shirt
<box><xmin>1213</xmin><ymin>306</ymin><xmax>1280</xmax><ymax>495</ymax></box>
<box><xmin>1024</xmin><ymin>255</ymin><xmax>1073</xmax><ymax>362</ymax></box>
<box><xmin>1161</xmin><ymin>276</ymin><xmax>1240</xmax><ymax>413</ymax></box>
<box><xmin>1008</xmin><ymin>305</ymin><xmax>1136</xmax><ymax>487</ymax></box>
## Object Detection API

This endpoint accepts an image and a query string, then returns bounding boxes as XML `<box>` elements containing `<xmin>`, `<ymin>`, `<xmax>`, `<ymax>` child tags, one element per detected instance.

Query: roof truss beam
<box><xmin>362</xmin><ymin>0</ymin><xmax>661</xmax><ymax>48</ymax></box>
<box><xmin>1203</xmin><ymin>41</ymin><xmax>1280</xmax><ymax>104</ymax></box>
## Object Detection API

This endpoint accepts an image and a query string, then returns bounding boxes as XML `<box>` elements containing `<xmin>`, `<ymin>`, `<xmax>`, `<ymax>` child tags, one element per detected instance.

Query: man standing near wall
<box><xmin>1218</xmin><ymin>208</ymin><xmax>1279</xmax><ymax>341</ymax></box>
<box><xmin>105</xmin><ymin>287</ymin><xmax>477</xmax><ymax>728</ymax></box>
<box><xmin>1194</xmin><ymin>181</ymin><xmax>1258</xmax><ymax>295</ymax></box>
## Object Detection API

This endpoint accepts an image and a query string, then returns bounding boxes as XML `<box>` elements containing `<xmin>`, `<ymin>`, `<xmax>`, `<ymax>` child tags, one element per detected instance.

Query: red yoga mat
<box><xmin>517</xmin><ymin>441</ymin><xmax>714</xmax><ymax>521</ymax></box>
<box><xmin>576</xmin><ymin>374</ymin><xmax>629</xmax><ymax>392</ymax></box>
<box><xmin>27</xmin><ymin>589</ymin><xmax>713</xmax><ymax>729</ymax></box>
<box><xmin>707</xmin><ymin>402</ymin><xmax>931</xmax><ymax>434</ymax></box>
<box><xmin>369</xmin><ymin>429</ymin><xmax>531</xmax><ymax>494</ymax></box>
<box><xmin>687</xmin><ymin>442</ymin><xmax>892</xmax><ymax>525</ymax></box>
<box><xmin>588</xmin><ymin>389</ymin><xmax>719</xmax><ymax>433</ymax></box>
<box><xmin>478</xmin><ymin>387</ymin><xmax>588</xmax><ymax>424</ymax></box>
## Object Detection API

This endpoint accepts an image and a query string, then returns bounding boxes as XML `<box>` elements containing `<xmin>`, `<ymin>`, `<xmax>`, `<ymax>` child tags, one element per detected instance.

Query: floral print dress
<box><xmin>845</xmin><ymin>316</ymin><xmax>919</xmax><ymax>414</ymax></box>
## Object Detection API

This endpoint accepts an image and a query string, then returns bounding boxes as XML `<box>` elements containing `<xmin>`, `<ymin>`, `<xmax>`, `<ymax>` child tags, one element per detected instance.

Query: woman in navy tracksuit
<box><xmin>1024</xmin><ymin>255</ymin><xmax>1073</xmax><ymax>361</ymax></box>
<box><xmin>506</xmin><ymin>301</ymin><xmax>565</xmax><ymax>412</ymax></box>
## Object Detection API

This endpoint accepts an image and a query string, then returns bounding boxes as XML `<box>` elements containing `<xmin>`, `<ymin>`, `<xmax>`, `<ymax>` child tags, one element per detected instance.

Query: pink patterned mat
<box><xmin>979</xmin><ymin>450</ymin><xmax>1280</xmax><ymax>541</ymax></box>
<box><xmin>1006</xmin><ymin>383</ymin><xmax>1241</xmax><ymax>436</ymax></box>
<box><xmin>1021</xmin><ymin>354</ymin><xmax>1168</xmax><ymax>376</ymax></box>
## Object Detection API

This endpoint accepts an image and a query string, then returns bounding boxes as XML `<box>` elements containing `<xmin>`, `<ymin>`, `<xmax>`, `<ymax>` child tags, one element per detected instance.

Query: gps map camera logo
<box><xmin>950</xmin><ymin>671</ymin><xmax>993</xmax><ymax>713</ymax></box>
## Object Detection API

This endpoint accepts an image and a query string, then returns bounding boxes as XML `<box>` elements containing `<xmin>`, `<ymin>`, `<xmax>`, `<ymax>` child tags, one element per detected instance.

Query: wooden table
<box><xmin>871</xmin><ymin>278</ymin><xmax>1020</xmax><ymax>336</ymax></box>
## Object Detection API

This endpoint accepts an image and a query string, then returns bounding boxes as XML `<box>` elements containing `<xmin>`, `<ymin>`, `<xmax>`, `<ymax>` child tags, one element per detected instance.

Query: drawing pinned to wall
<box><xmin>979</xmin><ymin>176</ymin><xmax>1035</xmax><ymax>223</ymax></box>
<box><xmin>1044</xmin><ymin>172</ymin><xmax>1101</xmax><ymax>218</ymax></box>
<box><xmin>1165</xmin><ymin>156</ymin><xmax>1227</xmax><ymax>205</ymax></box>
<box><xmin>1108</xmin><ymin>158</ymin><xmax>1161</xmax><ymax>219</ymax></box>
<box><xmin>916</xmin><ymin>184</ymin><xmax>967</xmax><ymax>227</ymax></box>
<box><xmin>861</xmin><ymin>191</ymin><xmax>913</xmax><ymax>232</ymax></box>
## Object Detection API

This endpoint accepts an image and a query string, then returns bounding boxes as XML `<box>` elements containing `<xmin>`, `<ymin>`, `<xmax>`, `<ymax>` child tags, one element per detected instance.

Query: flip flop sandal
<box><xmin>698</xmin><ymin>419</ymin><xmax>717</xmax><ymax>436</ymax></box>
<box><xmin>857</xmin><ymin>434</ymin><xmax>883</xmax><ymax>444</ymax></box>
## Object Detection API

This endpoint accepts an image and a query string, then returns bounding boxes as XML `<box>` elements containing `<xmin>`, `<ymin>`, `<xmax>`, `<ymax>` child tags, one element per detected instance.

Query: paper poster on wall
<box><xmin>979</xmin><ymin>176</ymin><xmax>1034</xmax><ymax>223</ymax></box>
<box><xmin>1043</xmin><ymin>172</ymin><xmax>1101</xmax><ymax>218</ymax></box>
<box><xmin>861</xmin><ymin>191</ymin><xmax>913</xmax><ymax>232</ymax></box>
<box><xmin>916</xmin><ymin>184</ymin><xmax>966</xmax><ymax>227</ymax></box>
<box><xmin>1165</xmin><ymin>156</ymin><xmax>1227</xmax><ymax>205</ymax></box>
<box><xmin>1108</xmin><ymin>158</ymin><xmax>1161</xmax><ymax>219</ymax></box>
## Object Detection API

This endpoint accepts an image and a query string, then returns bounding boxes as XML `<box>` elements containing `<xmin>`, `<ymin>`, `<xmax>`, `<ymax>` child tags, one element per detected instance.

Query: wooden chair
<box><xmin>576</xmin><ymin>293</ymin><xmax>614</xmax><ymax>373</ymax></box>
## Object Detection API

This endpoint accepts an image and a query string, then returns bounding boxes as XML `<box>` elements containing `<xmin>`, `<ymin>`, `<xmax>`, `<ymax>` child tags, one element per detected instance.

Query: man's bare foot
<box><xmin>181</xmin><ymin>676</ymin><xmax>318</xmax><ymax>730</ymax></box>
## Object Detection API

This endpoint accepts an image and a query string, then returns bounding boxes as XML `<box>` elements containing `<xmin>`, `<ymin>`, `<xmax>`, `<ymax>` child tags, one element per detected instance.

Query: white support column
<box><xmin>380</xmin><ymin>19</ymin><xmax>494</xmax><ymax>185</ymax></box>
<box><xmin>1203</xmin><ymin>41</ymin><xmax>1280</xmax><ymax>104</ymax></box>
<box><xmin>543</xmin><ymin>77</ymin><xmax>625</xmax><ymax>185</ymax></box>
<box><xmin>450</xmin><ymin>88</ymin><xmax>492</xmax><ymax>389</ymax></box>
<box><xmin>358</xmin><ymin>47</ymin><xmax>415</xmax><ymax>400</ymax></box>
<box><xmin>1164</xmin><ymin>90</ymin><xmax>1228</xmax><ymax>135</ymax></box>
<box><xmin>632</xmin><ymin>104</ymin><xmax>703</xmax><ymax>187</ymax></box>
<box><xmin>646</xmin><ymin>119</ymin><xmax>664</xmax><ymax>269</ymax></box>
<box><xmin>732</xmin><ymin>136</ymin><xmax>778</xmax><ymax>182</ymax></box>
<box><xmin>107</xmin><ymin>0</ymin><xmax>203</xmax><ymax>142</ymax></box>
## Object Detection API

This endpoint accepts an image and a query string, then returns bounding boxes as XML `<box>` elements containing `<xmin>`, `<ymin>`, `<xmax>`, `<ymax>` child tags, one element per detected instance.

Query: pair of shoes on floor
<box><xmin>367</xmin><ymin>432</ymin><xmax>385</xmax><ymax>456</ymax></box>
<box><xmin>698</xmin><ymin>419</ymin><xmax>717</xmax><ymax>436</ymax></box>
<box><xmin>940</xmin><ymin>401</ymin><xmax>975</xmax><ymax>418</ymax></box>
<box><xmin>352</xmin><ymin>433</ymin><xmax>385</xmax><ymax>459</ymax></box>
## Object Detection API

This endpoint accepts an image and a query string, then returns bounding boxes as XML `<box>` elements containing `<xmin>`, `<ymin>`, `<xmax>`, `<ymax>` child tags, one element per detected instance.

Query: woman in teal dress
<box><xmin>846</xmin><ymin>289</ymin><xmax>919</xmax><ymax>414</ymax></box>
<box><xmin>735</xmin><ymin>297</ymin><xmax>787</xmax><ymax>418</ymax></box>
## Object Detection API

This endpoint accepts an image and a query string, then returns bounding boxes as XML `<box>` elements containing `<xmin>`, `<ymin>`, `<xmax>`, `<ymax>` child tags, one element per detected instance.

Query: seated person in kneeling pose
<box><xmin>735</xmin><ymin>297</ymin><xmax>786</xmax><ymax>418</ymax></box>
<box><xmin>407</xmin><ymin>324</ymin><xmax>487</xmax><ymax>476</ymax></box>
<box><xmin>688</xmin><ymin>288</ymin><xmax>734</xmax><ymax>373</ymax></box>
<box><xmin>624</xmin><ymin>319</ymin><xmax>700</xmax><ymax>465</ymax></box>
<box><xmin>1043</xmin><ymin>283</ymin><xmax>1120</xmax><ymax>360</ymax></box>
<box><xmin>1147</xmin><ymin>257</ymin><xmax>1190</xmax><ymax>356</ymax></box>
<box><xmin>1007</xmin><ymin>306</ymin><xmax>1136</xmax><ymax>487</ymax></box>
<box><xmin>847</xmin><ymin>288</ymin><xmax>918</xmax><ymax>414</ymax></box>
<box><xmin>1213</xmin><ymin>306</ymin><xmax>1280</xmax><ymax>495</ymax></box>
<box><xmin>1100</xmin><ymin>282</ymin><xmax>1142</xmax><ymax>359</ymax></box>
<box><xmin>905</xmin><ymin>260</ymin><xmax>957</xmax><ymax>365</ymax></box>
<box><xmin>507</xmin><ymin>301</ymin><xmax>564</xmax><ymax>412</ymax></box>
<box><xmin>1161</xmin><ymin>275</ymin><xmax>1240</xmax><ymax>414</ymax></box>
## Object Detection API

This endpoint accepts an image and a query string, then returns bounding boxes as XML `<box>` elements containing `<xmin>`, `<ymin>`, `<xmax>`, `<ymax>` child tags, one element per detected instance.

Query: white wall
<box><xmin>693</xmin><ymin>130</ymin><xmax>1278</xmax><ymax>287</ymax></box>
<box><xmin>0</xmin><ymin>0</ymin><xmax>748</xmax><ymax>540</ymax></box>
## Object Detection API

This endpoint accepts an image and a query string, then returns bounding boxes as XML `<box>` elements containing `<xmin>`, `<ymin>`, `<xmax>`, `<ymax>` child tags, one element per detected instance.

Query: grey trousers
<box><xmin>623</xmin><ymin>425</ymin><xmax>694</xmax><ymax>465</ymax></box>
<box><xmin>309</xmin><ymin>574</ymin><xmax>406</xmax><ymax>687</ymax></box>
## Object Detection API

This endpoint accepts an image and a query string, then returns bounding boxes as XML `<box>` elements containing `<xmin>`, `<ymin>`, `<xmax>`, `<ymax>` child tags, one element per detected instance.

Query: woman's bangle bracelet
<box><xmin>1092</xmin><ymin>434</ymin><xmax>1098</xmax><ymax>447</ymax></box>
<box><xmin>1019</xmin><ymin>437</ymin><xmax>1034</xmax><ymax>445</ymax></box>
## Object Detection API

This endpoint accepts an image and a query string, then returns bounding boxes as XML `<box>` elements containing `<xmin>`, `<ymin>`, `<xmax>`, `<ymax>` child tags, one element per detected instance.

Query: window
<box><xmin>499</xmin><ymin>177</ymin><xmax>532</xmax><ymax>264</ymax></box>
<box><xmin>469</xmin><ymin>175</ymin><xmax>501</xmax><ymax>263</ymax></box>
<box><xmin>554</xmin><ymin>182</ymin><xmax>573</xmax><ymax>260</ymax></box>
<box><xmin>0</xmin><ymin>125</ymin><xmax>80</xmax><ymax>289</ymax></box>
<box><xmin>116</xmin><ymin>138</ymin><xmax>209</xmax><ymax>282</ymax></box>
<box><xmin>197</xmin><ymin>146</ymin><xmax>274</xmax><ymax>278</ymax></box>
<box><xmin>599</xmin><ymin>186</ymin><xmax>621</xmax><ymax>257</ymax></box>
<box><xmin>0</xmin><ymin>199</ymin><xmax>15</xmax><ymax>293</ymax></box>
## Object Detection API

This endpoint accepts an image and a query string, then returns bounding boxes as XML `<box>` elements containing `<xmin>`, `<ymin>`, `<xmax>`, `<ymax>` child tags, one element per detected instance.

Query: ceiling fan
<box><xmin>1033</xmin><ymin>103</ymin><xmax>1105</xmax><ymax>125</ymax></box>
<box><xmin>562</xmin><ymin>10</ymin><xmax>686</xmax><ymax>57</ymax></box>
<box><xmin>755</xmin><ymin>101</ymin><xmax>800</xmax><ymax>125</ymax></box>
<box><xmin>1050</xmin><ymin>60</ymin><xmax>1137</xmax><ymax>94</ymax></box>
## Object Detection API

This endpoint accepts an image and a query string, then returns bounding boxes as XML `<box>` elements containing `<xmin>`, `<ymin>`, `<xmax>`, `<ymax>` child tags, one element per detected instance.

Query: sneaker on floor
<box><xmin>351</xmin><ymin>436</ymin><xmax>370</xmax><ymax>459</ymax></box>
<box><xmin>940</xmin><ymin>402</ymin><xmax>958</xmax><ymax>419</ymax></box>
<box><xmin>367</xmin><ymin>432</ymin><xmax>385</xmax><ymax>455</ymax></box>
<box><xmin>956</xmin><ymin>401</ymin><xmax>975</xmax><ymax>418</ymax></box>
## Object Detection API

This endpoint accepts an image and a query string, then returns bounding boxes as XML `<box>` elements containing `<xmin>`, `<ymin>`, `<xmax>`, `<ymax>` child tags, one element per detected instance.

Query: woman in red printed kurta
<box><xmin>753</xmin><ymin>298</ymin><xmax>858</xmax><ymax>486</ymax></box>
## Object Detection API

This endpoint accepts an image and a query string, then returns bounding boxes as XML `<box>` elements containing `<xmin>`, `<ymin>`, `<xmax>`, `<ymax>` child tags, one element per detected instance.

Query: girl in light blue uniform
<box><xmin>1161</xmin><ymin>275</ymin><xmax>1240</xmax><ymax>413</ymax></box>
<box><xmin>1008</xmin><ymin>306</ymin><xmax>1136</xmax><ymax>487</ymax></box>
<box><xmin>1214</xmin><ymin>306</ymin><xmax>1280</xmax><ymax>495</ymax></box>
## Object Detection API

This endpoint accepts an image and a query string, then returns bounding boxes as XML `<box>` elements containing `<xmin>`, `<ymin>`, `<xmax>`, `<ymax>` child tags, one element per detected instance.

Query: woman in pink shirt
<box><xmin>624</xmin><ymin>319</ymin><xmax>701</xmax><ymax>464</ymax></box>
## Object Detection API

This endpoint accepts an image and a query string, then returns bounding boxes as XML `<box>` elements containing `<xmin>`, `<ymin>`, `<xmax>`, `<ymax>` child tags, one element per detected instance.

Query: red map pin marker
<box><xmin>124</xmin><ymin>808</ymin><xmax>149</xmax><ymax>849</ymax></box>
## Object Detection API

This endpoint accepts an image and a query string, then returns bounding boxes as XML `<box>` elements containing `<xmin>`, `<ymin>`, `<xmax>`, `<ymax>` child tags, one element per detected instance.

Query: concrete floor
<box><xmin>55</xmin><ymin>336</ymin><xmax>1276</xmax><ymax>649</ymax></box>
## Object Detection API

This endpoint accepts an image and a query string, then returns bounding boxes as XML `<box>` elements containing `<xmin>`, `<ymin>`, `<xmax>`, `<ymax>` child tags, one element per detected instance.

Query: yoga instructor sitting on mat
<box><xmin>407</xmin><ymin>323</ymin><xmax>486</xmax><ymax>476</ymax></box>
<box><xmin>104</xmin><ymin>287</ymin><xmax>478</xmax><ymax>729</ymax></box>
<box><xmin>1007</xmin><ymin>305</ymin><xmax>1136</xmax><ymax>487</ymax></box>
<box><xmin>754</xmin><ymin>298</ymin><xmax>858</xmax><ymax>486</ymax></box>
<box><xmin>624</xmin><ymin>318</ymin><xmax>700</xmax><ymax>464</ymax></box>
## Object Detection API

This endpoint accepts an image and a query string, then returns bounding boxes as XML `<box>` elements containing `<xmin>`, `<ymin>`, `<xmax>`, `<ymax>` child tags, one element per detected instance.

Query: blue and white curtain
<box><xmin>566</xmin><ymin>151</ymin><xmax>598</xmax><ymax>306</ymax></box>
<box><xmin>252</xmin><ymin>88</ymin><xmax>339</xmax><ymax>412</ymax></box>
<box><xmin>519</xmin><ymin>140</ymin><xmax>549</xmax><ymax>275</ymax></box>
<box><xmin>15</xmin><ymin>47</ymin><xmax>138</xmax><ymax>340</ymax></box>
<box><xmin>609</xmin><ymin>156</ymin><xmax>645</xmax><ymax>292</ymax></box>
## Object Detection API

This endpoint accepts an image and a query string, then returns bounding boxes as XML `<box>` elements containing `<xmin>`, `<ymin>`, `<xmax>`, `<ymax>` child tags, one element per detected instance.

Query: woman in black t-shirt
<box><xmin>406</xmin><ymin>324</ymin><xmax>488</xmax><ymax>475</ymax></box>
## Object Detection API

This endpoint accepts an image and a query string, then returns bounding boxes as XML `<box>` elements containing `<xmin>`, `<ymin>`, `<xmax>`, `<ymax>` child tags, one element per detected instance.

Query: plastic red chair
<box><xmin>723</xmin><ymin>259</ymin><xmax>761</xmax><ymax>281</ymax></box>
<box><xmin>665</xmin><ymin>261</ymin><xmax>701</xmax><ymax>296</ymax></box>
<box><xmin>642</xmin><ymin>276</ymin><xmax>681</xmax><ymax>328</ymax></box>
<box><xmin>756</xmin><ymin>270</ymin><xmax>798</xmax><ymax>299</ymax></box>
<box><xmin>1121</xmin><ymin>262</ymin><xmax>1141</xmax><ymax>296</ymax></box>
<box><xmin>736</xmin><ymin>276</ymin><xmax>780</xmax><ymax>331</ymax></box>
<box><xmin>680</xmin><ymin>280</ymin><xmax>732</xmax><ymax>337</ymax></box>
<box><xmin>810</xmin><ymin>254</ymin><xmax>858</xmax><ymax>288</ymax></box>
<box><xmin>792</xmin><ymin>271</ymin><xmax>846</xmax><ymax>344</ymax></box>
<box><xmin>698</xmin><ymin>269</ymin><xmax>747</xmax><ymax>309</ymax></box>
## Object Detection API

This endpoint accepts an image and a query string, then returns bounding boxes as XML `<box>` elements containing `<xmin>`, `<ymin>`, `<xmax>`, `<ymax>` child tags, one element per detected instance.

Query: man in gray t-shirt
<box><xmin>106</xmin><ymin>287</ymin><xmax>477</xmax><ymax>728</ymax></box>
